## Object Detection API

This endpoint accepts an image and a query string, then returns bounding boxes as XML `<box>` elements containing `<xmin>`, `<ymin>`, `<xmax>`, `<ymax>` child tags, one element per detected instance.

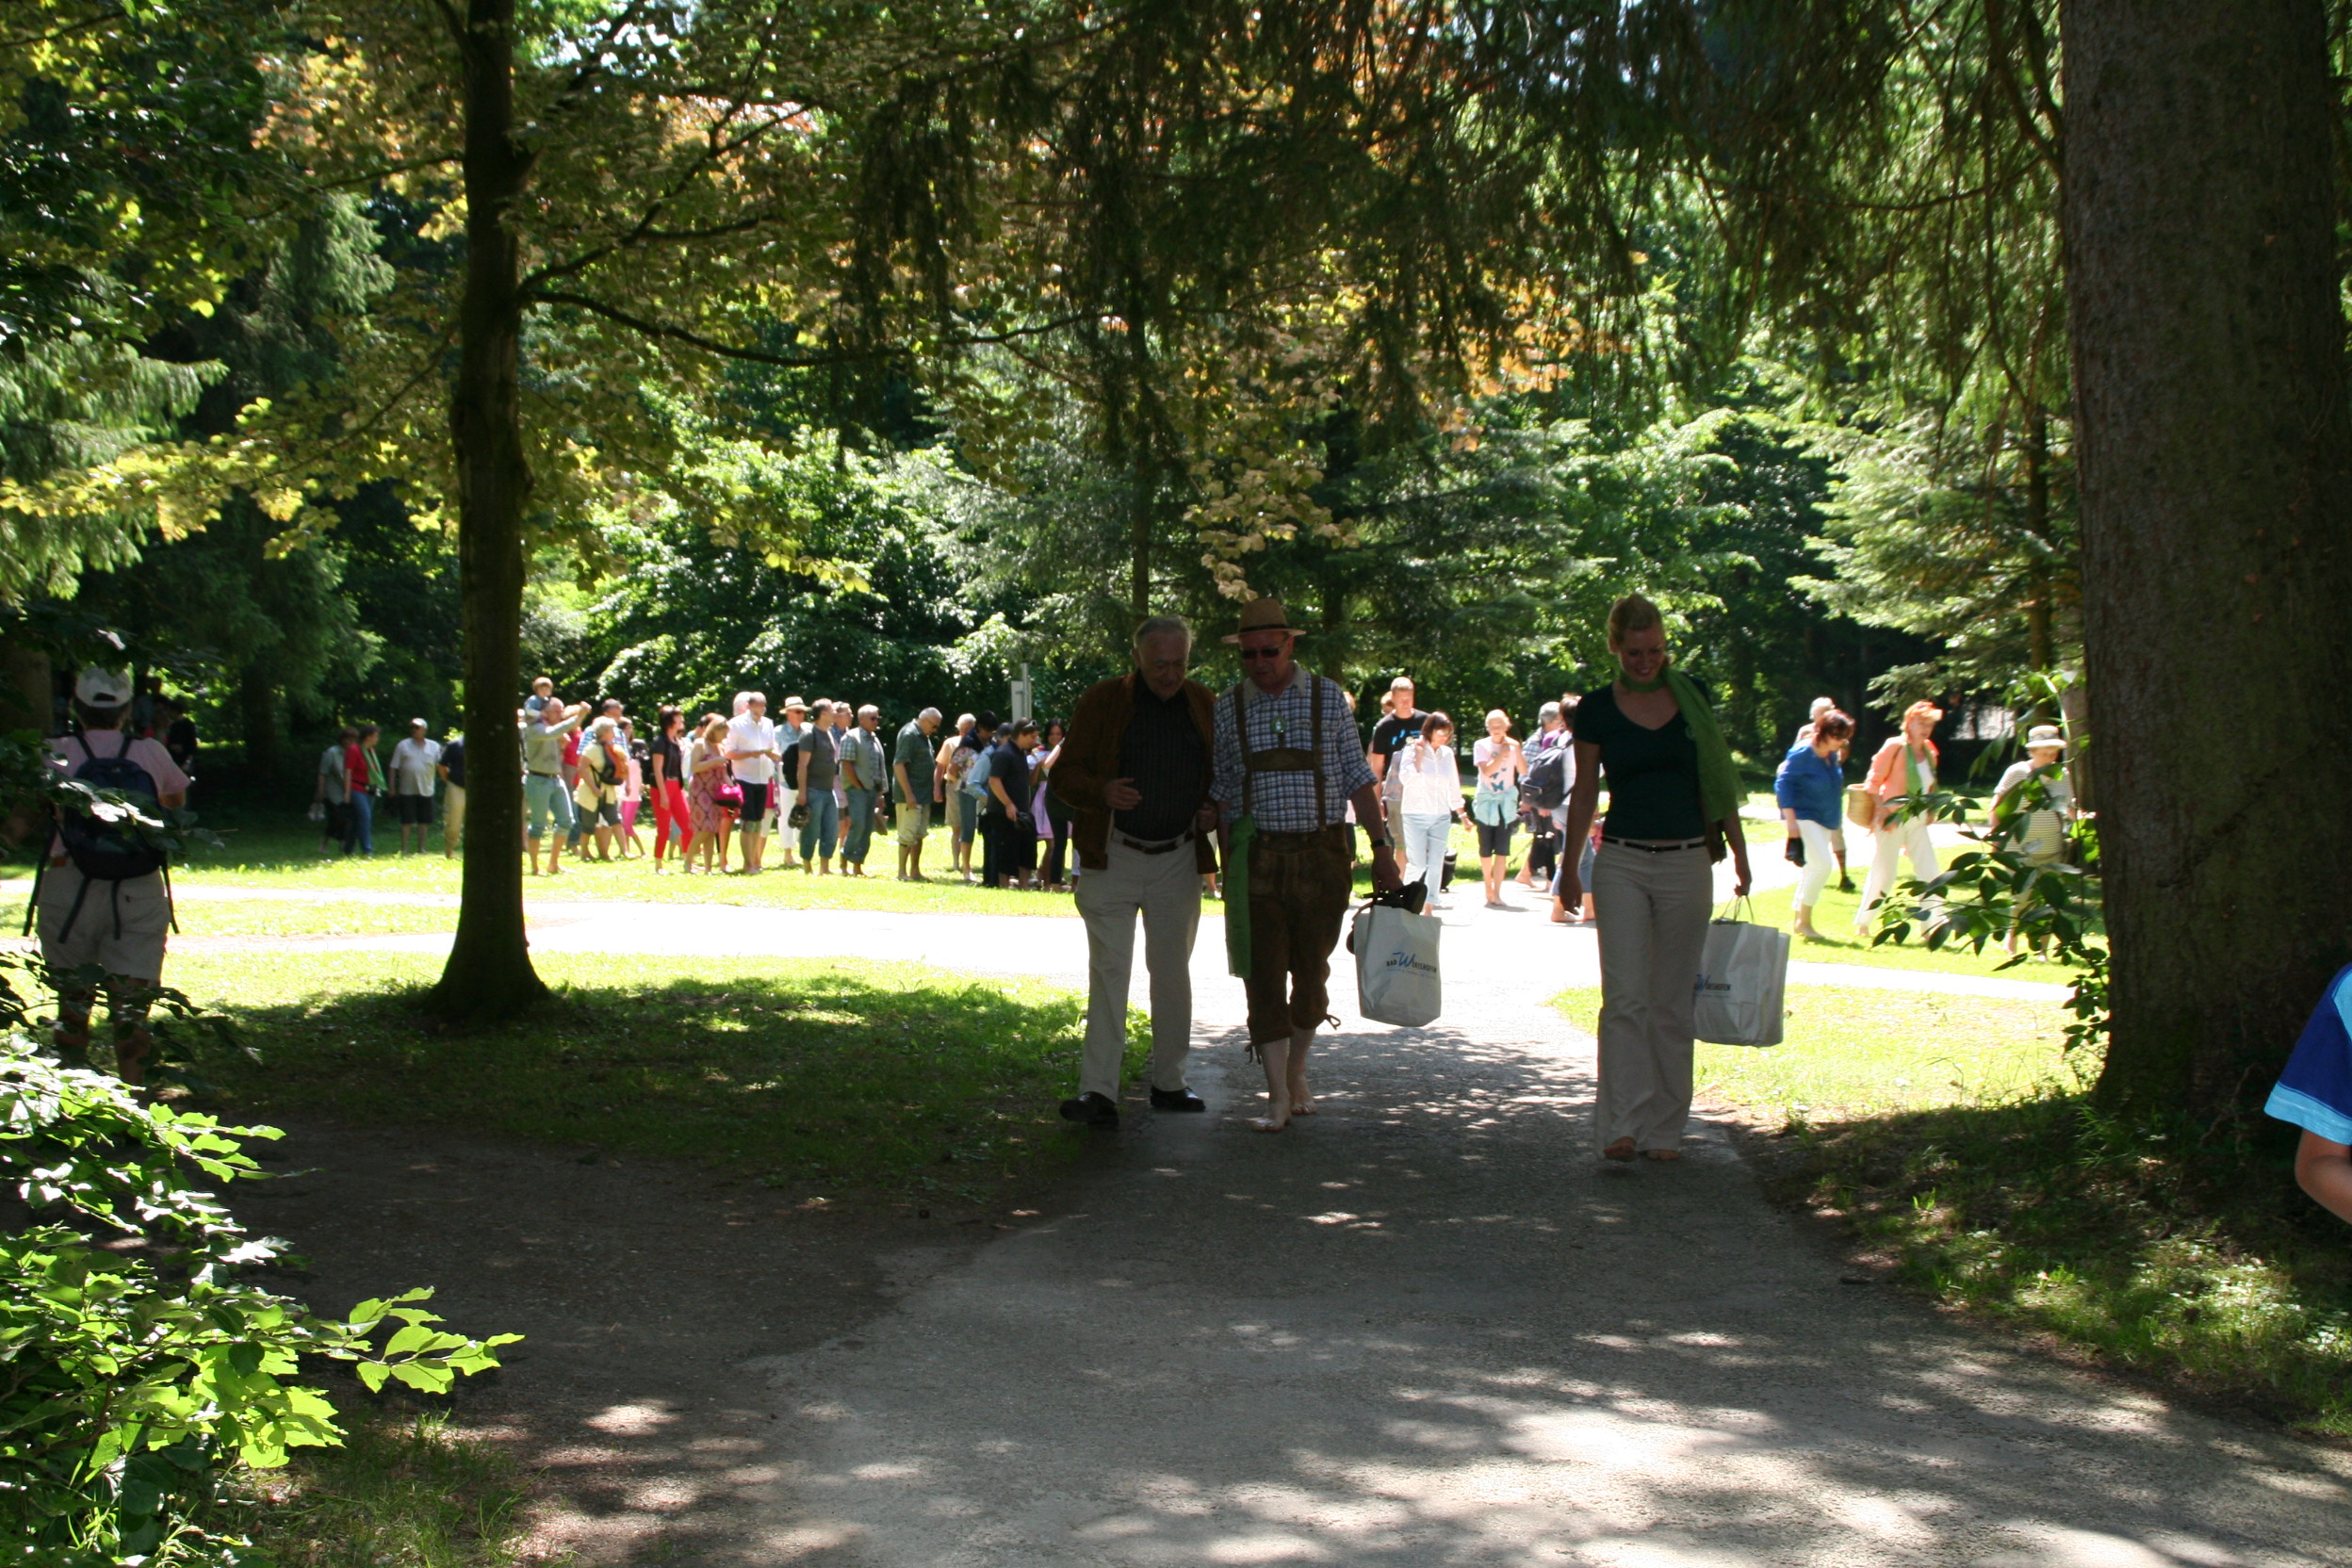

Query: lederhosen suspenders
<box><xmin>1231</xmin><ymin>675</ymin><xmax>1329</xmax><ymax>830</ymax></box>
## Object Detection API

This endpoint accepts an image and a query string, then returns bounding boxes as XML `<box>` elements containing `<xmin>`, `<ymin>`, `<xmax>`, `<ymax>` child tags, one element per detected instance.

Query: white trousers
<box><xmin>1073</xmin><ymin>838</ymin><xmax>1202</xmax><ymax>1099</ymax></box>
<box><xmin>1591</xmin><ymin>841</ymin><xmax>1712</xmax><ymax>1152</ymax></box>
<box><xmin>1792</xmin><ymin>818</ymin><xmax>1838</xmax><ymax>910</ymax></box>
<box><xmin>1858</xmin><ymin>816</ymin><xmax>1939</xmax><ymax>923</ymax></box>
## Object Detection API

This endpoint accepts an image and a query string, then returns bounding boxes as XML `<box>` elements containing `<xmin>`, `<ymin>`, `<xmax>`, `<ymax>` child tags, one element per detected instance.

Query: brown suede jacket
<box><xmin>1049</xmin><ymin>672</ymin><xmax>1218</xmax><ymax>873</ymax></box>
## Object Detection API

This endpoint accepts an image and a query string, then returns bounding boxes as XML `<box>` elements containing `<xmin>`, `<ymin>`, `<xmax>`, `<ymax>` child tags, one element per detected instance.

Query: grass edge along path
<box><xmin>170</xmin><ymin>949</ymin><xmax>1145</xmax><ymax>1213</ymax></box>
<box><xmin>227</xmin><ymin>1413</ymin><xmax>537</xmax><ymax>1568</ymax></box>
<box><xmin>1551</xmin><ymin>985</ymin><xmax>2352</xmax><ymax>1438</ymax></box>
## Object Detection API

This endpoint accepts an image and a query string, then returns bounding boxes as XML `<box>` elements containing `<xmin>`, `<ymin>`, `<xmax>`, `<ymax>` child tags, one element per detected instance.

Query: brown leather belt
<box><xmin>1113</xmin><ymin>827</ymin><xmax>1196</xmax><ymax>856</ymax></box>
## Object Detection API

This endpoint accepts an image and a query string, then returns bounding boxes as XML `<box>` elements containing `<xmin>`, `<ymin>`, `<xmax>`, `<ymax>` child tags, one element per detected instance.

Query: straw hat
<box><xmin>2023</xmin><ymin>724</ymin><xmax>2066</xmax><ymax>752</ymax></box>
<box><xmin>1221</xmin><ymin>598</ymin><xmax>1308</xmax><ymax>645</ymax></box>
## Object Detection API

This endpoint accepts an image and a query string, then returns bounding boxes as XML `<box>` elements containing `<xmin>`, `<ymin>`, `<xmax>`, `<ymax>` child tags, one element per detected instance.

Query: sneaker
<box><xmin>1058</xmin><ymin>1091</ymin><xmax>1119</xmax><ymax>1128</ymax></box>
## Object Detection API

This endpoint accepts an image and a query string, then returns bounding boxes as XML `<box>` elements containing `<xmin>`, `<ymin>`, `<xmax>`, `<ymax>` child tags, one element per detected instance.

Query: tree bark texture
<box><xmin>2062</xmin><ymin>0</ymin><xmax>2352</xmax><ymax>1114</ymax></box>
<box><xmin>429</xmin><ymin>0</ymin><xmax>546</xmax><ymax>1020</ymax></box>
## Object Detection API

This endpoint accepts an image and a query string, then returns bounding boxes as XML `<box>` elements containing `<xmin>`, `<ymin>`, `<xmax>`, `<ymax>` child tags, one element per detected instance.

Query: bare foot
<box><xmin>1288</xmin><ymin>1095</ymin><xmax>1315</xmax><ymax>1117</ymax></box>
<box><xmin>1252</xmin><ymin>1112</ymin><xmax>1291</xmax><ymax>1133</ymax></box>
<box><xmin>1643</xmin><ymin>1149</ymin><xmax>1683</xmax><ymax>1162</ymax></box>
<box><xmin>1603</xmin><ymin>1136</ymin><xmax>1636</xmax><ymax>1161</ymax></box>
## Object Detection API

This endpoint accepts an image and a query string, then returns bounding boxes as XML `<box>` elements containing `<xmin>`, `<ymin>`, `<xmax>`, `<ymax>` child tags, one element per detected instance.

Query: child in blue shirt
<box><xmin>2265</xmin><ymin>964</ymin><xmax>2352</xmax><ymax>1224</ymax></box>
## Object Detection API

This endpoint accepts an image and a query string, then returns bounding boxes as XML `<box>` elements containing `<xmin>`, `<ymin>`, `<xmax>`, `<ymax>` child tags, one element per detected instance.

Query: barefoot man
<box><xmin>1211</xmin><ymin>599</ymin><xmax>1401</xmax><ymax>1130</ymax></box>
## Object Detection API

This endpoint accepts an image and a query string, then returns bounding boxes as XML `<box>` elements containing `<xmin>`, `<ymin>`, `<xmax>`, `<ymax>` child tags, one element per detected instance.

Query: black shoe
<box><xmin>1149</xmin><ymin>1086</ymin><xmax>1207</xmax><ymax>1113</ymax></box>
<box><xmin>1059</xmin><ymin>1091</ymin><xmax>1119</xmax><ymax>1128</ymax></box>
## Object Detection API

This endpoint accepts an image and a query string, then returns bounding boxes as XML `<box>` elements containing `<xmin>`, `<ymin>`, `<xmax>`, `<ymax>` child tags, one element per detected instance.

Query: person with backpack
<box><xmin>28</xmin><ymin>667</ymin><xmax>189</xmax><ymax>1086</ymax></box>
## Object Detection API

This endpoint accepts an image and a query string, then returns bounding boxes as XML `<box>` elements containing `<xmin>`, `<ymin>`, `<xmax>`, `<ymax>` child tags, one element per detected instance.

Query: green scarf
<box><xmin>1661</xmin><ymin>666</ymin><xmax>1739</xmax><ymax>826</ymax></box>
<box><xmin>1222</xmin><ymin>815</ymin><xmax>1255</xmax><ymax>979</ymax></box>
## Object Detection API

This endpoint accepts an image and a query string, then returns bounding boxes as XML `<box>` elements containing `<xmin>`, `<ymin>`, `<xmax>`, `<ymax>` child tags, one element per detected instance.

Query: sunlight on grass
<box><xmin>169</xmin><ymin>949</ymin><xmax>1143</xmax><ymax>1206</ymax></box>
<box><xmin>1549</xmin><ymin>983</ymin><xmax>2075</xmax><ymax>1118</ymax></box>
<box><xmin>233</xmin><ymin>1413</ymin><xmax>531</xmax><ymax>1568</ymax></box>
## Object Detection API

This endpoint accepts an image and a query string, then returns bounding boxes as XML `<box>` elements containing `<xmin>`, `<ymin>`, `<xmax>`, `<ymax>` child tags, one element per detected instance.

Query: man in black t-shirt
<box><xmin>1365</xmin><ymin>675</ymin><xmax>1426</xmax><ymax>815</ymax></box>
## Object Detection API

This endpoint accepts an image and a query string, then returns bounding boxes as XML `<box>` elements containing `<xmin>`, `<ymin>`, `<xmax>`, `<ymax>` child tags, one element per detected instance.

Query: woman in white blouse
<box><xmin>1395</xmin><ymin>710</ymin><xmax>1462</xmax><ymax>913</ymax></box>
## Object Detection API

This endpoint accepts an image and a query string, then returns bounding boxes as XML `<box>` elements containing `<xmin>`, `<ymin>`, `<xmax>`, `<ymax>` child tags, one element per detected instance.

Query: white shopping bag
<box><xmin>1351</xmin><ymin>905</ymin><xmax>1443</xmax><ymax>1027</ymax></box>
<box><xmin>1692</xmin><ymin>906</ymin><xmax>1789</xmax><ymax>1047</ymax></box>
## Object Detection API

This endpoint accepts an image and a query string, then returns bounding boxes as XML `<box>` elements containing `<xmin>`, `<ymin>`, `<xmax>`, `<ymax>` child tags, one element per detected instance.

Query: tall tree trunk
<box><xmin>2063</xmin><ymin>0</ymin><xmax>2352</xmax><ymax>1116</ymax></box>
<box><xmin>428</xmin><ymin>0</ymin><xmax>545</xmax><ymax>1021</ymax></box>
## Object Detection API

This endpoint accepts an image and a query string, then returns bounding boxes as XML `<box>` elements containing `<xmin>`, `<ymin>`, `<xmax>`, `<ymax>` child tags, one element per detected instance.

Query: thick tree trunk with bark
<box><xmin>428</xmin><ymin>0</ymin><xmax>546</xmax><ymax>1020</ymax></box>
<box><xmin>2062</xmin><ymin>0</ymin><xmax>2352</xmax><ymax>1114</ymax></box>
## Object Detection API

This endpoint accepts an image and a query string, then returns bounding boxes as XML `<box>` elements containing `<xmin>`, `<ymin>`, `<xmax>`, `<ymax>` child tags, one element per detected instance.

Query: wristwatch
<box><xmin>1368</xmin><ymin>836</ymin><xmax>1393</xmax><ymax>851</ymax></box>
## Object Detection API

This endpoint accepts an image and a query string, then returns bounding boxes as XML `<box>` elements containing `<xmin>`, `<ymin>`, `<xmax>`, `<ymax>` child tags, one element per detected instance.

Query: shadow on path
<box><xmin>732</xmin><ymin>1019</ymin><xmax>2349</xmax><ymax>1567</ymax></box>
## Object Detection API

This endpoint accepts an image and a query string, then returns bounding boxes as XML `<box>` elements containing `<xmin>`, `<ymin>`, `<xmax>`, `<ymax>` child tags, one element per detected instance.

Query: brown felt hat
<box><xmin>1221</xmin><ymin>597</ymin><xmax>1308</xmax><ymax>644</ymax></box>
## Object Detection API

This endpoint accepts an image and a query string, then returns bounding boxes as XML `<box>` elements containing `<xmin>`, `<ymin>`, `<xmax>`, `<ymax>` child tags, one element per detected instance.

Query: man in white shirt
<box><xmin>727</xmin><ymin>691</ymin><xmax>783</xmax><ymax>874</ymax></box>
<box><xmin>388</xmin><ymin>718</ymin><xmax>443</xmax><ymax>856</ymax></box>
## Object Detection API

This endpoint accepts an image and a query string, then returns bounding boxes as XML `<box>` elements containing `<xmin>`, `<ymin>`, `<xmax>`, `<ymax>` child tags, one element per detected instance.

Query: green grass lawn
<box><xmin>165</xmin><ymin>949</ymin><xmax>1142</xmax><ymax>1209</ymax></box>
<box><xmin>6</xmin><ymin>804</ymin><xmax>1095</xmax><ymax>917</ymax></box>
<box><xmin>227</xmin><ymin>1414</ymin><xmax>533</xmax><ymax>1568</ymax></box>
<box><xmin>1549</xmin><ymin>983</ymin><xmax>2076</xmax><ymax>1119</ymax></box>
<box><xmin>1737</xmin><ymin>880</ymin><xmax>2087</xmax><ymax>982</ymax></box>
<box><xmin>1550</xmin><ymin>978</ymin><xmax>2352</xmax><ymax>1436</ymax></box>
<box><xmin>172</xmin><ymin>898</ymin><xmax>465</xmax><ymax>938</ymax></box>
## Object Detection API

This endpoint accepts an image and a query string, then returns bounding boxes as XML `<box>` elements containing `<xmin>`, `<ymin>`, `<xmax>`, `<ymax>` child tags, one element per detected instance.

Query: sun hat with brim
<box><xmin>74</xmin><ymin>667</ymin><xmax>132</xmax><ymax>708</ymax></box>
<box><xmin>1221</xmin><ymin>597</ymin><xmax>1309</xmax><ymax>645</ymax></box>
<box><xmin>2023</xmin><ymin>724</ymin><xmax>2066</xmax><ymax>751</ymax></box>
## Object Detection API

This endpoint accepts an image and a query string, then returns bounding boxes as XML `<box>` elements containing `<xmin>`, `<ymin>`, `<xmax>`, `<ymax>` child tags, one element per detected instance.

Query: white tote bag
<box><xmin>1351</xmin><ymin>905</ymin><xmax>1443</xmax><ymax>1027</ymax></box>
<box><xmin>1692</xmin><ymin>905</ymin><xmax>1789</xmax><ymax>1047</ymax></box>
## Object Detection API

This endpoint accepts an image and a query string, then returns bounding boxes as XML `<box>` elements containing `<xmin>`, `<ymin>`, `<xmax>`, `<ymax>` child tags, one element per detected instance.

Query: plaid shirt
<box><xmin>1210</xmin><ymin>669</ymin><xmax>1375</xmax><ymax>831</ymax></box>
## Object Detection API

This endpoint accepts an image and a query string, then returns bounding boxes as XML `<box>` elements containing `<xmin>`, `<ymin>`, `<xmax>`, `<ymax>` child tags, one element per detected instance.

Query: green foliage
<box><xmin>1869</xmin><ymin>777</ymin><xmax>2109</xmax><ymax>1063</ymax></box>
<box><xmin>0</xmin><ymin>1021</ymin><xmax>517</xmax><ymax>1562</ymax></box>
<box><xmin>1779</xmin><ymin>1095</ymin><xmax>2352</xmax><ymax>1437</ymax></box>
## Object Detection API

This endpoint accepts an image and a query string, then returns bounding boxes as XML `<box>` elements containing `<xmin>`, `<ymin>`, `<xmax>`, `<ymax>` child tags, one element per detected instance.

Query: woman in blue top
<box><xmin>2267</xmin><ymin>965</ymin><xmax>2352</xmax><ymax>1225</ymax></box>
<box><xmin>1560</xmin><ymin>595</ymin><xmax>1754</xmax><ymax>1162</ymax></box>
<box><xmin>1774</xmin><ymin>709</ymin><xmax>1853</xmax><ymax>942</ymax></box>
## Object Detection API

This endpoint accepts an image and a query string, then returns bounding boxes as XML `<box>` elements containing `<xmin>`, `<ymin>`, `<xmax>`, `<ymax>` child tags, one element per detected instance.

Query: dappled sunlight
<box><xmin>730</xmin><ymin>1013</ymin><xmax>2350</xmax><ymax>1566</ymax></box>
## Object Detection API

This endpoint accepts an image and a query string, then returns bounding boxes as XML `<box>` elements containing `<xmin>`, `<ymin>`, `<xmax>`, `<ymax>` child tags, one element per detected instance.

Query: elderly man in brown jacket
<box><xmin>1049</xmin><ymin>614</ymin><xmax>1220</xmax><ymax>1127</ymax></box>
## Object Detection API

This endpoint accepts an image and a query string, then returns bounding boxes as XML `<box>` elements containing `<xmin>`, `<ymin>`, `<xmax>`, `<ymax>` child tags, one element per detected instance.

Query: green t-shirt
<box><xmin>894</xmin><ymin>720</ymin><xmax>933</xmax><ymax>783</ymax></box>
<box><xmin>1572</xmin><ymin>683</ymin><xmax>1706</xmax><ymax>841</ymax></box>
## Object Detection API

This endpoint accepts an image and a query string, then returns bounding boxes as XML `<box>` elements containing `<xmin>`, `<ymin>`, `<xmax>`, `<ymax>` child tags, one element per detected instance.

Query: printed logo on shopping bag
<box><xmin>1383</xmin><ymin>948</ymin><xmax>1439</xmax><ymax>977</ymax></box>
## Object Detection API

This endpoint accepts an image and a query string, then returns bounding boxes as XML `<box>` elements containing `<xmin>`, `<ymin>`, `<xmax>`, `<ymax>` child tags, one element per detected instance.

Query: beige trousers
<box><xmin>1591</xmin><ymin>841</ymin><xmax>1712</xmax><ymax>1152</ymax></box>
<box><xmin>1073</xmin><ymin>838</ymin><xmax>1202</xmax><ymax>1099</ymax></box>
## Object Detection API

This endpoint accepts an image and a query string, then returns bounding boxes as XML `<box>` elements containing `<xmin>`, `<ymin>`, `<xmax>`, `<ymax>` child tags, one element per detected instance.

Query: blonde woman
<box><xmin>1856</xmin><ymin>699</ymin><xmax>1944</xmax><ymax>931</ymax></box>
<box><xmin>1558</xmin><ymin>595</ymin><xmax>1752</xmax><ymax>1162</ymax></box>
<box><xmin>685</xmin><ymin>712</ymin><xmax>738</xmax><ymax>874</ymax></box>
<box><xmin>1471</xmin><ymin>709</ymin><xmax>1523</xmax><ymax>907</ymax></box>
<box><xmin>1394</xmin><ymin>710</ymin><xmax>1462</xmax><ymax>912</ymax></box>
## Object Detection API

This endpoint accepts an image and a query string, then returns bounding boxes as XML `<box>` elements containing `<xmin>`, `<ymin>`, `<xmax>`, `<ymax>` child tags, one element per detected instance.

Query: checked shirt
<box><xmin>1210</xmin><ymin>668</ymin><xmax>1375</xmax><ymax>832</ymax></box>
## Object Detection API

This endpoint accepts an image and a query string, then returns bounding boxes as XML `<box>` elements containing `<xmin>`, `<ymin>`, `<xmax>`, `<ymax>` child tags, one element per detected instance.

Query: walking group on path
<box><xmin>18</xmin><ymin>586</ymin><xmax>2347</xmax><ymax>1221</ymax></box>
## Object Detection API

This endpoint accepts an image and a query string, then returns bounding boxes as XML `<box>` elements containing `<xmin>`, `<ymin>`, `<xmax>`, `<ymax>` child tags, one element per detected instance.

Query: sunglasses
<box><xmin>1237</xmin><ymin>645</ymin><xmax>1285</xmax><ymax>662</ymax></box>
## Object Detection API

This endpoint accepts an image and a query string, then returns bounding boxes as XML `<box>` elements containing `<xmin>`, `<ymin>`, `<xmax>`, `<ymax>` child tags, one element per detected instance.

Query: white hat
<box><xmin>74</xmin><ymin>666</ymin><xmax>132</xmax><ymax>708</ymax></box>
<box><xmin>2024</xmin><ymin>724</ymin><xmax>2066</xmax><ymax>751</ymax></box>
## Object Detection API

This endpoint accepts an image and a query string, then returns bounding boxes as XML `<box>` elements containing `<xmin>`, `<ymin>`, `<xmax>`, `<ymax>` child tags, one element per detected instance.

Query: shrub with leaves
<box><xmin>0</xmin><ymin>1034</ymin><xmax>519</xmax><ymax>1563</ymax></box>
<box><xmin>1870</xmin><ymin>773</ymin><xmax>2109</xmax><ymax>1061</ymax></box>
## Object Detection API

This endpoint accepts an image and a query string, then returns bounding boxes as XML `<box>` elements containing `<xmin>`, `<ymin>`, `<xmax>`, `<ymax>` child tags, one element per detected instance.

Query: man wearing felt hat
<box><xmin>1210</xmin><ymin>598</ymin><xmax>1401</xmax><ymax>1131</ymax></box>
